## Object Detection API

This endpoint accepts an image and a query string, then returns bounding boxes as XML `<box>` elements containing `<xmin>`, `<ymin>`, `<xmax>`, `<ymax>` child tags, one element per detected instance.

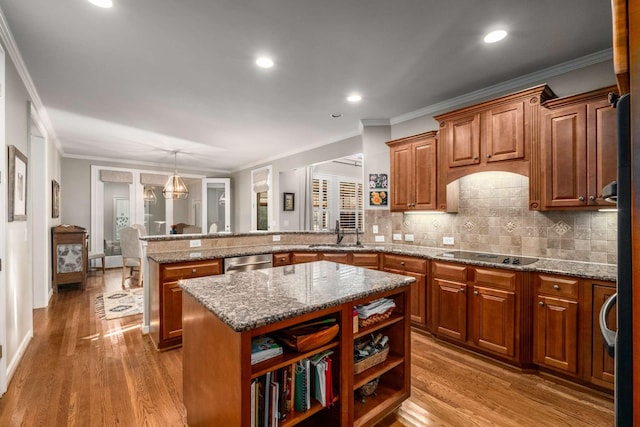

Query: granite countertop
<box><xmin>148</xmin><ymin>243</ymin><xmax>617</xmax><ymax>282</ymax></box>
<box><xmin>179</xmin><ymin>261</ymin><xmax>416</xmax><ymax>332</ymax></box>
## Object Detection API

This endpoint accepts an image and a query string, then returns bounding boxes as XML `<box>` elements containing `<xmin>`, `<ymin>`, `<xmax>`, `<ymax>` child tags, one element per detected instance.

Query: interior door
<box><xmin>202</xmin><ymin>178</ymin><xmax>231</xmax><ymax>233</ymax></box>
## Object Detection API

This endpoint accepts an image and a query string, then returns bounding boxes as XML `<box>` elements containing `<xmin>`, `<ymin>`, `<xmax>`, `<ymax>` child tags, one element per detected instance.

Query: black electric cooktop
<box><xmin>438</xmin><ymin>251</ymin><xmax>538</xmax><ymax>266</ymax></box>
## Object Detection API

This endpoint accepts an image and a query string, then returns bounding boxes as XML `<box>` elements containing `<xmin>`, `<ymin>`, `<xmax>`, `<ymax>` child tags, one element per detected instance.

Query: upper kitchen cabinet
<box><xmin>539</xmin><ymin>86</ymin><xmax>618</xmax><ymax>209</ymax></box>
<box><xmin>435</xmin><ymin>85</ymin><xmax>556</xmax><ymax>185</ymax></box>
<box><xmin>387</xmin><ymin>131</ymin><xmax>440</xmax><ymax>211</ymax></box>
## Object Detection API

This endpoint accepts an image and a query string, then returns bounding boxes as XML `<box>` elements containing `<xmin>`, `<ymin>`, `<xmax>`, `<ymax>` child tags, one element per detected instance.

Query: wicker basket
<box><xmin>353</xmin><ymin>346</ymin><xmax>389</xmax><ymax>375</ymax></box>
<box><xmin>358</xmin><ymin>307</ymin><xmax>394</xmax><ymax>329</ymax></box>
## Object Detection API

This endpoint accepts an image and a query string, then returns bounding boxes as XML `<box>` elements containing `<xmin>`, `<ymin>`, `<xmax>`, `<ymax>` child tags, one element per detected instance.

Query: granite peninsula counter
<box><xmin>180</xmin><ymin>261</ymin><xmax>415</xmax><ymax>426</ymax></box>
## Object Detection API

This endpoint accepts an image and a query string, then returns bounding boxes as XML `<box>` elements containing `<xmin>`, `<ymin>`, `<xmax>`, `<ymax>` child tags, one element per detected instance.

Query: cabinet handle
<box><xmin>589</xmin><ymin>195</ymin><xmax>596</xmax><ymax>201</ymax></box>
<box><xmin>538</xmin><ymin>301</ymin><xmax>544</xmax><ymax>307</ymax></box>
<box><xmin>579</xmin><ymin>196</ymin><xmax>585</xmax><ymax>202</ymax></box>
<box><xmin>459</xmin><ymin>287</ymin><xmax>465</xmax><ymax>293</ymax></box>
<box><xmin>473</xmin><ymin>290</ymin><xmax>479</xmax><ymax>296</ymax></box>
<box><xmin>553</xmin><ymin>284</ymin><xmax>560</xmax><ymax>290</ymax></box>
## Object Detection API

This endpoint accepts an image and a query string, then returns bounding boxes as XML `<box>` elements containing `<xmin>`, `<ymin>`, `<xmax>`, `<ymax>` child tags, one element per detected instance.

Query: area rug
<box><xmin>95</xmin><ymin>288</ymin><xmax>143</xmax><ymax>320</ymax></box>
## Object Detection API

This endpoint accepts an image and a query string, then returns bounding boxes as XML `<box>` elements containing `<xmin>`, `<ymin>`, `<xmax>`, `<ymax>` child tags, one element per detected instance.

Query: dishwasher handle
<box><xmin>599</xmin><ymin>292</ymin><xmax>617</xmax><ymax>358</ymax></box>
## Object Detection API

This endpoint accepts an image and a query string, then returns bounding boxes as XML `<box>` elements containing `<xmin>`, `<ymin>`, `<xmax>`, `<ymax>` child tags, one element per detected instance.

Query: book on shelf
<box><xmin>294</xmin><ymin>359</ymin><xmax>311</xmax><ymax>412</ymax></box>
<box><xmin>310</xmin><ymin>350</ymin><xmax>334</xmax><ymax>407</ymax></box>
<box><xmin>251</xmin><ymin>335</ymin><xmax>283</xmax><ymax>365</ymax></box>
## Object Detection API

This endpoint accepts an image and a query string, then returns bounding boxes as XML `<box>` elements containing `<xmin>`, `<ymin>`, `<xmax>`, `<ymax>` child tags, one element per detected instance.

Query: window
<box><xmin>312</xmin><ymin>177</ymin><xmax>330</xmax><ymax>230</ymax></box>
<box><xmin>339</xmin><ymin>181</ymin><xmax>362</xmax><ymax>231</ymax></box>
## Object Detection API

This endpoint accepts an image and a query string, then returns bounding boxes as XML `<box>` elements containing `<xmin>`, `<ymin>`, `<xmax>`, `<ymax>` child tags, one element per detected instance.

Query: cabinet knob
<box><xmin>473</xmin><ymin>156</ymin><xmax>479</xmax><ymax>160</ymax></box>
<box><xmin>459</xmin><ymin>287</ymin><xmax>465</xmax><ymax>293</ymax></box>
<box><xmin>538</xmin><ymin>301</ymin><xmax>544</xmax><ymax>307</ymax></box>
<box><xmin>407</xmin><ymin>203</ymin><xmax>411</xmax><ymax>207</ymax></box>
<box><xmin>192</xmin><ymin>268</ymin><xmax>197</xmax><ymax>273</ymax></box>
<box><xmin>473</xmin><ymin>290</ymin><xmax>479</xmax><ymax>296</ymax></box>
<box><xmin>553</xmin><ymin>284</ymin><xmax>560</xmax><ymax>290</ymax></box>
<box><xmin>280</xmin><ymin>257</ymin><xmax>285</xmax><ymax>261</ymax></box>
<box><xmin>486</xmin><ymin>154</ymin><xmax>491</xmax><ymax>158</ymax></box>
<box><xmin>589</xmin><ymin>195</ymin><xmax>596</xmax><ymax>201</ymax></box>
<box><xmin>579</xmin><ymin>196</ymin><xmax>585</xmax><ymax>202</ymax></box>
<box><xmin>400</xmin><ymin>262</ymin><xmax>405</xmax><ymax>266</ymax></box>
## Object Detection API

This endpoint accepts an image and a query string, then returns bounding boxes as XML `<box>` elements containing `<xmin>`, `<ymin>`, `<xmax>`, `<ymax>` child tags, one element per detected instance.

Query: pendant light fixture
<box><xmin>162</xmin><ymin>151</ymin><xmax>189</xmax><ymax>199</ymax></box>
<box><xmin>143</xmin><ymin>186</ymin><xmax>157</xmax><ymax>204</ymax></box>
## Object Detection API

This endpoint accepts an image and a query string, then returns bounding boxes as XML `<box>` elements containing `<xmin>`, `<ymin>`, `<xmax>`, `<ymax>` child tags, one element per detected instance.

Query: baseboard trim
<box><xmin>6</xmin><ymin>329</ymin><xmax>33</xmax><ymax>386</ymax></box>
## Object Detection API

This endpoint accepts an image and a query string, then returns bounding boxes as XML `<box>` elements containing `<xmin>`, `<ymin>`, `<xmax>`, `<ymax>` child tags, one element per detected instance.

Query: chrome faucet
<box><xmin>336</xmin><ymin>220</ymin><xmax>344</xmax><ymax>244</ymax></box>
<box><xmin>356</xmin><ymin>228</ymin><xmax>361</xmax><ymax>246</ymax></box>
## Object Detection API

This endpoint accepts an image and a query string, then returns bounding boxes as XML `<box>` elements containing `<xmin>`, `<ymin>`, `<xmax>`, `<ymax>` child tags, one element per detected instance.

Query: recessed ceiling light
<box><xmin>330</xmin><ymin>113</ymin><xmax>343</xmax><ymax>118</ymax></box>
<box><xmin>255</xmin><ymin>57</ymin><xmax>274</xmax><ymax>68</ymax></box>
<box><xmin>88</xmin><ymin>0</ymin><xmax>113</xmax><ymax>8</ymax></box>
<box><xmin>484</xmin><ymin>30</ymin><xmax>507</xmax><ymax>43</ymax></box>
<box><xmin>347</xmin><ymin>94</ymin><xmax>362</xmax><ymax>103</ymax></box>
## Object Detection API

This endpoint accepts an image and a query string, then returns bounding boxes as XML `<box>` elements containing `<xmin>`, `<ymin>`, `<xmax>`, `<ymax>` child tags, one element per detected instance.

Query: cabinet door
<box><xmin>433</xmin><ymin>278</ymin><xmax>467</xmax><ymax>341</ymax></box>
<box><xmin>446</xmin><ymin>113</ymin><xmax>481</xmax><ymax>168</ymax></box>
<box><xmin>292</xmin><ymin>252</ymin><xmax>319</xmax><ymax>264</ymax></box>
<box><xmin>534</xmin><ymin>295</ymin><xmax>579</xmax><ymax>373</ymax></box>
<box><xmin>472</xmin><ymin>286</ymin><xmax>515</xmax><ymax>357</ymax></box>
<box><xmin>413</xmin><ymin>138</ymin><xmax>437</xmax><ymax>210</ymax></box>
<box><xmin>406</xmin><ymin>271</ymin><xmax>426</xmax><ymax>325</ymax></box>
<box><xmin>272</xmin><ymin>253</ymin><xmax>292</xmax><ymax>266</ymax></box>
<box><xmin>484</xmin><ymin>100</ymin><xmax>525</xmax><ymax>162</ymax></box>
<box><xmin>389</xmin><ymin>143</ymin><xmax>413</xmax><ymax>211</ymax></box>
<box><xmin>591</xmin><ymin>284</ymin><xmax>616</xmax><ymax>386</ymax></box>
<box><xmin>320</xmin><ymin>252</ymin><xmax>349</xmax><ymax>264</ymax></box>
<box><xmin>588</xmin><ymin>99</ymin><xmax>618</xmax><ymax>205</ymax></box>
<box><xmin>541</xmin><ymin>104</ymin><xmax>588</xmax><ymax>207</ymax></box>
<box><xmin>351</xmin><ymin>252</ymin><xmax>379</xmax><ymax>269</ymax></box>
<box><xmin>162</xmin><ymin>281</ymin><xmax>183</xmax><ymax>341</ymax></box>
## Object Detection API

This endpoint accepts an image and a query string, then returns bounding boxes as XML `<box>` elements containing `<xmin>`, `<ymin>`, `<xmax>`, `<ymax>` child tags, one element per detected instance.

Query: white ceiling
<box><xmin>0</xmin><ymin>0</ymin><xmax>612</xmax><ymax>173</ymax></box>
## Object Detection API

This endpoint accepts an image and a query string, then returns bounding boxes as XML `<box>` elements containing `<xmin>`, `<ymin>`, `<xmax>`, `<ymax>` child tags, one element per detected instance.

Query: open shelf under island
<box><xmin>179</xmin><ymin>260</ymin><xmax>415</xmax><ymax>427</ymax></box>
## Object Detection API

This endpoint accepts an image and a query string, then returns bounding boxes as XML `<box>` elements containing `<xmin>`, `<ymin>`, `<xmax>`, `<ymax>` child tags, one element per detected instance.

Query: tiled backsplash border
<box><xmin>364</xmin><ymin>171</ymin><xmax>617</xmax><ymax>264</ymax></box>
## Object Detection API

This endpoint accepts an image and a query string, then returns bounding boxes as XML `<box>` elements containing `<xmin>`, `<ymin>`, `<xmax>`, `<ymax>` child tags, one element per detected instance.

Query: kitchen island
<box><xmin>180</xmin><ymin>260</ymin><xmax>415</xmax><ymax>427</ymax></box>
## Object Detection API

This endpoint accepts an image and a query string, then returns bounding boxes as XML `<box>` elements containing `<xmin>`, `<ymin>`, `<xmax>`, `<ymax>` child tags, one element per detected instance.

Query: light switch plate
<box><xmin>372</xmin><ymin>225</ymin><xmax>379</xmax><ymax>234</ymax></box>
<box><xmin>272</xmin><ymin>235</ymin><xmax>281</xmax><ymax>242</ymax></box>
<box><xmin>404</xmin><ymin>234</ymin><xmax>414</xmax><ymax>242</ymax></box>
<box><xmin>375</xmin><ymin>235</ymin><xmax>385</xmax><ymax>242</ymax></box>
<box><xmin>393</xmin><ymin>233</ymin><xmax>402</xmax><ymax>241</ymax></box>
<box><xmin>443</xmin><ymin>236</ymin><xmax>455</xmax><ymax>245</ymax></box>
<box><xmin>190</xmin><ymin>239</ymin><xmax>202</xmax><ymax>248</ymax></box>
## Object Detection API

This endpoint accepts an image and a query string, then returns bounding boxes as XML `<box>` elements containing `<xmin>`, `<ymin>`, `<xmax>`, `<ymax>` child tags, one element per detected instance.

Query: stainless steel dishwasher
<box><xmin>224</xmin><ymin>254</ymin><xmax>273</xmax><ymax>273</ymax></box>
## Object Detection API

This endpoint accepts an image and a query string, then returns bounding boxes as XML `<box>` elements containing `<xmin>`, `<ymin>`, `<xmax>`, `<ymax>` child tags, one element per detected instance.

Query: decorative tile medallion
<box><xmin>504</xmin><ymin>221</ymin><xmax>518</xmax><ymax>233</ymax></box>
<box><xmin>551</xmin><ymin>220</ymin><xmax>571</xmax><ymax>236</ymax></box>
<box><xmin>464</xmin><ymin>220</ymin><xmax>476</xmax><ymax>232</ymax></box>
<box><xmin>431</xmin><ymin>220</ymin><xmax>441</xmax><ymax>229</ymax></box>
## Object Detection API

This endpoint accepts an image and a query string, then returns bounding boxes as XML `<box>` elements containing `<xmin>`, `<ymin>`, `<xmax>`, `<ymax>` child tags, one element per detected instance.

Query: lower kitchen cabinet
<box><xmin>583</xmin><ymin>279</ymin><xmax>616</xmax><ymax>390</ymax></box>
<box><xmin>382</xmin><ymin>254</ymin><xmax>428</xmax><ymax>327</ymax></box>
<box><xmin>533</xmin><ymin>274</ymin><xmax>579</xmax><ymax>375</ymax></box>
<box><xmin>432</xmin><ymin>261</ymin><xmax>526</xmax><ymax>364</ymax></box>
<box><xmin>149</xmin><ymin>258</ymin><xmax>223</xmax><ymax>350</ymax></box>
<box><xmin>272</xmin><ymin>252</ymin><xmax>292</xmax><ymax>266</ymax></box>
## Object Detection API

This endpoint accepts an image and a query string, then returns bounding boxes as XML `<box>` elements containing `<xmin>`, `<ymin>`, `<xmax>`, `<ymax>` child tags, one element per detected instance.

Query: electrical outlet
<box><xmin>393</xmin><ymin>233</ymin><xmax>402</xmax><ymax>241</ymax></box>
<box><xmin>272</xmin><ymin>235</ymin><xmax>281</xmax><ymax>242</ymax></box>
<box><xmin>189</xmin><ymin>239</ymin><xmax>202</xmax><ymax>248</ymax></box>
<box><xmin>372</xmin><ymin>225</ymin><xmax>379</xmax><ymax>234</ymax></box>
<box><xmin>189</xmin><ymin>252</ymin><xmax>202</xmax><ymax>258</ymax></box>
<box><xmin>443</xmin><ymin>236</ymin><xmax>454</xmax><ymax>245</ymax></box>
<box><xmin>375</xmin><ymin>235</ymin><xmax>385</xmax><ymax>242</ymax></box>
<box><xmin>404</xmin><ymin>234</ymin><xmax>414</xmax><ymax>242</ymax></box>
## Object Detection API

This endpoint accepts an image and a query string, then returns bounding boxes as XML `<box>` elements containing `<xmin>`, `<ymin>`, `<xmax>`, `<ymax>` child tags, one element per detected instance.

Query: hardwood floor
<box><xmin>0</xmin><ymin>270</ymin><xmax>613</xmax><ymax>426</ymax></box>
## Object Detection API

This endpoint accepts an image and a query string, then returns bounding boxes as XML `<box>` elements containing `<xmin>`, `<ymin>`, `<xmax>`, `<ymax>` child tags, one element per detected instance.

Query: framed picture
<box><xmin>369</xmin><ymin>190</ymin><xmax>388</xmax><ymax>206</ymax></box>
<box><xmin>368</xmin><ymin>173</ymin><xmax>388</xmax><ymax>189</ymax></box>
<box><xmin>283</xmin><ymin>192</ymin><xmax>295</xmax><ymax>211</ymax></box>
<box><xmin>8</xmin><ymin>145</ymin><xmax>28</xmax><ymax>222</ymax></box>
<box><xmin>52</xmin><ymin>179</ymin><xmax>60</xmax><ymax>218</ymax></box>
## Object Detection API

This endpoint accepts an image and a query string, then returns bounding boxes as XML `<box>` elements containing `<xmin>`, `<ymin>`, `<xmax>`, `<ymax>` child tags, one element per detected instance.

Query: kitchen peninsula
<box><xmin>179</xmin><ymin>260</ymin><xmax>415</xmax><ymax>426</ymax></box>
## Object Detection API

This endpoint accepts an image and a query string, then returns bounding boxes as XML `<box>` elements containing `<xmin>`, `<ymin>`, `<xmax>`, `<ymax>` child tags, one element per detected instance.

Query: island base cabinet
<box><xmin>181</xmin><ymin>285</ymin><xmax>412</xmax><ymax>427</ymax></box>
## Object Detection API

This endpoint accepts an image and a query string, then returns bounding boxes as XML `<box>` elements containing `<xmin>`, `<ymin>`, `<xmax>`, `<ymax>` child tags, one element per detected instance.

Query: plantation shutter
<box><xmin>339</xmin><ymin>181</ymin><xmax>362</xmax><ymax>230</ymax></box>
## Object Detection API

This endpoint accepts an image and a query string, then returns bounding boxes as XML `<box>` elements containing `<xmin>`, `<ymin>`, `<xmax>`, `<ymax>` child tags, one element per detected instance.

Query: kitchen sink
<box><xmin>308</xmin><ymin>243</ymin><xmax>364</xmax><ymax>248</ymax></box>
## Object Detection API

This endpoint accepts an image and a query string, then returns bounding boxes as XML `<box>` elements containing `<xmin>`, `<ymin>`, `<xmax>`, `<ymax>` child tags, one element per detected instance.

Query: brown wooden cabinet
<box><xmin>52</xmin><ymin>225</ymin><xmax>88</xmax><ymax>291</ymax></box>
<box><xmin>149</xmin><ymin>258</ymin><xmax>223</xmax><ymax>350</ymax></box>
<box><xmin>386</xmin><ymin>131</ymin><xmax>439</xmax><ymax>211</ymax></box>
<box><xmin>435</xmin><ymin>85</ymin><xmax>555</xmax><ymax>188</ymax></box>
<box><xmin>272</xmin><ymin>252</ymin><xmax>292</xmax><ymax>266</ymax></box>
<box><xmin>540</xmin><ymin>86</ymin><xmax>618</xmax><ymax>209</ymax></box>
<box><xmin>382</xmin><ymin>254</ymin><xmax>428</xmax><ymax>327</ymax></box>
<box><xmin>291</xmin><ymin>252</ymin><xmax>320</xmax><ymax>264</ymax></box>
<box><xmin>583</xmin><ymin>279</ymin><xmax>616</xmax><ymax>390</ymax></box>
<box><xmin>533</xmin><ymin>274</ymin><xmax>580</xmax><ymax>375</ymax></box>
<box><xmin>432</xmin><ymin>261</ymin><xmax>528</xmax><ymax>365</ymax></box>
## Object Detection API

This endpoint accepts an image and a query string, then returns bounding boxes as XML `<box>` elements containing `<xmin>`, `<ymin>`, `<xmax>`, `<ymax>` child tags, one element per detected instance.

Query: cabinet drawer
<box><xmin>474</xmin><ymin>268</ymin><xmax>517</xmax><ymax>291</ymax></box>
<box><xmin>292</xmin><ymin>252</ymin><xmax>319</xmax><ymax>264</ymax></box>
<box><xmin>351</xmin><ymin>252</ymin><xmax>379</xmax><ymax>268</ymax></box>
<box><xmin>382</xmin><ymin>254</ymin><xmax>426</xmax><ymax>273</ymax></box>
<box><xmin>433</xmin><ymin>261</ymin><xmax>468</xmax><ymax>282</ymax></box>
<box><xmin>272</xmin><ymin>253</ymin><xmax>291</xmax><ymax>266</ymax></box>
<box><xmin>536</xmin><ymin>274</ymin><xmax>579</xmax><ymax>299</ymax></box>
<box><xmin>320</xmin><ymin>253</ymin><xmax>349</xmax><ymax>263</ymax></box>
<box><xmin>162</xmin><ymin>259</ymin><xmax>223</xmax><ymax>281</ymax></box>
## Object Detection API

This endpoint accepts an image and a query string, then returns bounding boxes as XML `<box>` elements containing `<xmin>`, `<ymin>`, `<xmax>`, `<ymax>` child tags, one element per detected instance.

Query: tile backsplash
<box><xmin>365</xmin><ymin>171</ymin><xmax>617</xmax><ymax>264</ymax></box>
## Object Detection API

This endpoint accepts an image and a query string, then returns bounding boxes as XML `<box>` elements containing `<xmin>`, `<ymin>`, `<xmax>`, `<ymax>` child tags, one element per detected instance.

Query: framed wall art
<box><xmin>8</xmin><ymin>145</ymin><xmax>28</xmax><ymax>222</ymax></box>
<box><xmin>283</xmin><ymin>192</ymin><xmax>295</xmax><ymax>211</ymax></box>
<box><xmin>368</xmin><ymin>173</ymin><xmax>388</xmax><ymax>189</ymax></box>
<box><xmin>52</xmin><ymin>179</ymin><xmax>60</xmax><ymax>218</ymax></box>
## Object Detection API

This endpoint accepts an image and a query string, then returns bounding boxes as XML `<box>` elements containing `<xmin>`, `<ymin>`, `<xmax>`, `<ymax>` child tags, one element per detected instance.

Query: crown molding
<box><xmin>63</xmin><ymin>153</ymin><xmax>229</xmax><ymax>175</ymax></box>
<box><xmin>390</xmin><ymin>48</ymin><xmax>613</xmax><ymax>125</ymax></box>
<box><xmin>0</xmin><ymin>7</ymin><xmax>63</xmax><ymax>153</ymax></box>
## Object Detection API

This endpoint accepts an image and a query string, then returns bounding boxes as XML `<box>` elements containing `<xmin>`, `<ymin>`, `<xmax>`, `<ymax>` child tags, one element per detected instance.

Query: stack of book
<box><xmin>251</xmin><ymin>336</ymin><xmax>283</xmax><ymax>365</ymax></box>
